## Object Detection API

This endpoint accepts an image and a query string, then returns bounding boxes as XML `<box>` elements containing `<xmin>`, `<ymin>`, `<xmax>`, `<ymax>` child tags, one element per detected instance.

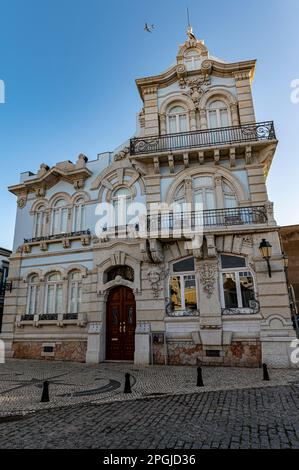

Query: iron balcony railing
<box><xmin>147</xmin><ymin>206</ymin><xmax>268</xmax><ymax>233</ymax></box>
<box><xmin>130</xmin><ymin>121</ymin><xmax>276</xmax><ymax>155</ymax></box>
<box><xmin>24</xmin><ymin>229</ymin><xmax>91</xmax><ymax>244</ymax></box>
<box><xmin>100</xmin><ymin>207</ymin><xmax>268</xmax><ymax>238</ymax></box>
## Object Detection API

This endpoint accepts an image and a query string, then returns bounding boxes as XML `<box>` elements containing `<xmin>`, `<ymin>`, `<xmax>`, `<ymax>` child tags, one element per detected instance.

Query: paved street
<box><xmin>0</xmin><ymin>384</ymin><xmax>299</xmax><ymax>449</ymax></box>
<box><xmin>0</xmin><ymin>360</ymin><xmax>298</xmax><ymax>449</ymax></box>
<box><xmin>0</xmin><ymin>360</ymin><xmax>298</xmax><ymax>416</ymax></box>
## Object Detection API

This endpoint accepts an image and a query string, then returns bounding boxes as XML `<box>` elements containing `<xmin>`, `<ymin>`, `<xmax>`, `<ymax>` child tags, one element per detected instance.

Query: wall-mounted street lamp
<box><xmin>282</xmin><ymin>252</ymin><xmax>289</xmax><ymax>271</ymax></box>
<box><xmin>259</xmin><ymin>239</ymin><xmax>272</xmax><ymax>278</ymax></box>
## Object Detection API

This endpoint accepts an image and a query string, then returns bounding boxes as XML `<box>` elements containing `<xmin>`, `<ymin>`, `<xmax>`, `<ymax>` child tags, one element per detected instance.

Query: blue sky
<box><xmin>0</xmin><ymin>0</ymin><xmax>298</xmax><ymax>249</ymax></box>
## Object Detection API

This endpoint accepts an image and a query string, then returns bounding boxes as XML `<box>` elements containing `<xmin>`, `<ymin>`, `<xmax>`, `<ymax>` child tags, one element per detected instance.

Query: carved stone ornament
<box><xmin>147</xmin><ymin>267</ymin><xmax>169</xmax><ymax>299</ymax></box>
<box><xmin>17</xmin><ymin>196</ymin><xmax>27</xmax><ymax>209</ymax></box>
<box><xmin>200</xmin><ymin>263</ymin><xmax>218</xmax><ymax>298</ymax></box>
<box><xmin>179</xmin><ymin>74</ymin><xmax>211</xmax><ymax>109</ymax></box>
<box><xmin>114</xmin><ymin>146</ymin><xmax>130</xmax><ymax>161</ymax></box>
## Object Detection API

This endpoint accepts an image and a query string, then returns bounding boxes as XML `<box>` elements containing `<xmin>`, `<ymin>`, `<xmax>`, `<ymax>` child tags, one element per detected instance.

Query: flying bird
<box><xmin>144</xmin><ymin>23</ymin><xmax>155</xmax><ymax>33</ymax></box>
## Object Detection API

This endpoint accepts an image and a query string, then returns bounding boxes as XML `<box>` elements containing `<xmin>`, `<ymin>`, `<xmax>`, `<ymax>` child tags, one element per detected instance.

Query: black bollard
<box><xmin>262</xmin><ymin>363</ymin><xmax>270</xmax><ymax>381</ymax></box>
<box><xmin>124</xmin><ymin>373</ymin><xmax>132</xmax><ymax>394</ymax></box>
<box><xmin>197</xmin><ymin>367</ymin><xmax>204</xmax><ymax>387</ymax></box>
<box><xmin>41</xmin><ymin>380</ymin><xmax>50</xmax><ymax>402</ymax></box>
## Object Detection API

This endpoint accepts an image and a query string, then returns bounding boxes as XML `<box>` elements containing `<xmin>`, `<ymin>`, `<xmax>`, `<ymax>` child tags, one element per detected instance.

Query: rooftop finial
<box><xmin>186</xmin><ymin>7</ymin><xmax>197</xmax><ymax>41</ymax></box>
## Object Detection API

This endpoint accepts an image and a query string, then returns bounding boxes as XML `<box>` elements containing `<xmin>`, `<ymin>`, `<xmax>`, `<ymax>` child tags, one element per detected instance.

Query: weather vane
<box><xmin>186</xmin><ymin>7</ymin><xmax>197</xmax><ymax>41</ymax></box>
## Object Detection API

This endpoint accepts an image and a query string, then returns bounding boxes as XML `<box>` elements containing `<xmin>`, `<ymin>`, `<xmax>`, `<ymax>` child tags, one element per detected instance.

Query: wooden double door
<box><xmin>106</xmin><ymin>286</ymin><xmax>136</xmax><ymax>361</ymax></box>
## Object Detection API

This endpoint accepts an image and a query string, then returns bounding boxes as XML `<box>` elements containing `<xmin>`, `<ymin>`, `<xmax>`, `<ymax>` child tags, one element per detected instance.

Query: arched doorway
<box><xmin>106</xmin><ymin>286</ymin><xmax>136</xmax><ymax>361</ymax></box>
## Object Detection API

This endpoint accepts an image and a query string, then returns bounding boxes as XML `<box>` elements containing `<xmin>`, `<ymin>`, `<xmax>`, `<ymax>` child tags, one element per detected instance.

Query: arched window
<box><xmin>168</xmin><ymin>257</ymin><xmax>198</xmax><ymax>316</ymax></box>
<box><xmin>51</xmin><ymin>199</ymin><xmax>68</xmax><ymax>234</ymax></box>
<box><xmin>73</xmin><ymin>197</ymin><xmax>86</xmax><ymax>232</ymax></box>
<box><xmin>68</xmin><ymin>271</ymin><xmax>82</xmax><ymax>314</ymax></box>
<box><xmin>34</xmin><ymin>205</ymin><xmax>47</xmax><ymax>237</ymax></box>
<box><xmin>184</xmin><ymin>50</ymin><xmax>201</xmax><ymax>71</ymax></box>
<box><xmin>220</xmin><ymin>255</ymin><xmax>258</xmax><ymax>314</ymax></box>
<box><xmin>193</xmin><ymin>176</ymin><xmax>216</xmax><ymax>210</ymax></box>
<box><xmin>208</xmin><ymin>100</ymin><xmax>230</xmax><ymax>128</ymax></box>
<box><xmin>26</xmin><ymin>274</ymin><xmax>40</xmax><ymax>317</ymax></box>
<box><xmin>112</xmin><ymin>187</ymin><xmax>132</xmax><ymax>226</ymax></box>
<box><xmin>223</xmin><ymin>182</ymin><xmax>237</xmax><ymax>209</ymax></box>
<box><xmin>174</xmin><ymin>184</ymin><xmax>186</xmax><ymax>210</ymax></box>
<box><xmin>167</xmin><ymin>106</ymin><xmax>188</xmax><ymax>134</ymax></box>
<box><xmin>44</xmin><ymin>272</ymin><xmax>63</xmax><ymax>316</ymax></box>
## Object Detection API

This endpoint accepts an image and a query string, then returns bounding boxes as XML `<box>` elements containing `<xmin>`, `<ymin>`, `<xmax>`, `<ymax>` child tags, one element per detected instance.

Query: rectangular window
<box><xmin>184</xmin><ymin>275</ymin><xmax>197</xmax><ymax>311</ymax></box>
<box><xmin>169</xmin><ymin>273</ymin><xmax>198</xmax><ymax>312</ymax></box>
<box><xmin>169</xmin><ymin>116</ymin><xmax>177</xmax><ymax>134</ymax></box>
<box><xmin>239</xmin><ymin>272</ymin><xmax>254</xmax><ymax>308</ymax></box>
<box><xmin>169</xmin><ymin>276</ymin><xmax>182</xmax><ymax>310</ymax></box>
<box><xmin>222</xmin><ymin>273</ymin><xmax>238</xmax><ymax>308</ymax></box>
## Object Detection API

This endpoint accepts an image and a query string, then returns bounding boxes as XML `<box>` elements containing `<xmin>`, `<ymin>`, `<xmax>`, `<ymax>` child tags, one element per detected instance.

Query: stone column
<box><xmin>198</xmin><ymin>260</ymin><xmax>222</xmax><ymax>345</ymax></box>
<box><xmin>199</xmin><ymin>109</ymin><xmax>208</xmax><ymax>129</ymax></box>
<box><xmin>134</xmin><ymin>322</ymin><xmax>151</xmax><ymax>365</ymax></box>
<box><xmin>230</xmin><ymin>104</ymin><xmax>240</xmax><ymax>126</ymax></box>
<box><xmin>189</xmin><ymin>110</ymin><xmax>197</xmax><ymax>131</ymax></box>
<box><xmin>160</xmin><ymin>113</ymin><xmax>167</xmax><ymax>135</ymax></box>
<box><xmin>86</xmin><ymin>322</ymin><xmax>104</xmax><ymax>364</ymax></box>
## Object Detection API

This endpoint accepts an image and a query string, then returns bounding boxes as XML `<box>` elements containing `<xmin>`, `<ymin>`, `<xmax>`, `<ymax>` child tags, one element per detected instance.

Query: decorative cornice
<box><xmin>9</xmin><ymin>155</ymin><xmax>92</xmax><ymax>197</ymax></box>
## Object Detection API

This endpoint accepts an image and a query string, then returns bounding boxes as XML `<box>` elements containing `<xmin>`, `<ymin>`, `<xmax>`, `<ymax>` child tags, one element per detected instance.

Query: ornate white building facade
<box><xmin>1</xmin><ymin>33</ymin><xmax>296</xmax><ymax>367</ymax></box>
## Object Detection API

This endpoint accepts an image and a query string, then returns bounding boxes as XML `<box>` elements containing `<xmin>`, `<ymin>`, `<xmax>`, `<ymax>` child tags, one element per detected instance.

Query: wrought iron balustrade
<box><xmin>130</xmin><ymin>121</ymin><xmax>276</xmax><ymax>155</ymax></box>
<box><xmin>38</xmin><ymin>314</ymin><xmax>58</xmax><ymax>321</ymax></box>
<box><xmin>147</xmin><ymin>206</ymin><xmax>267</xmax><ymax>233</ymax></box>
<box><xmin>63</xmin><ymin>313</ymin><xmax>78</xmax><ymax>320</ymax></box>
<box><xmin>24</xmin><ymin>230</ymin><xmax>91</xmax><ymax>244</ymax></box>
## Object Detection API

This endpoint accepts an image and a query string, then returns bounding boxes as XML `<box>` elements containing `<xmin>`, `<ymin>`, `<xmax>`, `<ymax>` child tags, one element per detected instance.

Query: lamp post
<box><xmin>259</xmin><ymin>239</ymin><xmax>272</xmax><ymax>278</ymax></box>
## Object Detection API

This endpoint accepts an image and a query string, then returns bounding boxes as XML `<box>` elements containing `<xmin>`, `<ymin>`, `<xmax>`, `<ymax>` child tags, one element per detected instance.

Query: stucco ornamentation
<box><xmin>179</xmin><ymin>72</ymin><xmax>211</xmax><ymax>108</ymax></box>
<box><xmin>17</xmin><ymin>197</ymin><xmax>27</xmax><ymax>209</ymax></box>
<box><xmin>114</xmin><ymin>146</ymin><xmax>130</xmax><ymax>161</ymax></box>
<box><xmin>147</xmin><ymin>267</ymin><xmax>169</xmax><ymax>299</ymax></box>
<box><xmin>200</xmin><ymin>263</ymin><xmax>218</xmax><ymax>298</ymax></box>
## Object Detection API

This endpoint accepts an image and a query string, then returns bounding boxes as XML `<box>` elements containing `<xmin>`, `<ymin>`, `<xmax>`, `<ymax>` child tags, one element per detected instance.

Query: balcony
<box><xmin>130</xmin><ymin>121</ymin><xmax>276</xmax><ymax>156</ymax></box>
<box><xmin>98</xmin><ymin>206</ymin><xmax>268</xmax><ymax>242</ymax></box>
<box><xmin>147</xmin><ymin>206</ymin><xmax>268</xmax><ymax>236</ymax></box>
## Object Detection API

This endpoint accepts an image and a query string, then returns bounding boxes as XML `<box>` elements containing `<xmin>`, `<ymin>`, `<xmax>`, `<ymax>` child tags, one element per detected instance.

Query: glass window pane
<box><xmin>184</xmin><ymin>275</ymin><xmax>197</xmax><ymax>310</ymax></box>
<box><xmin>223</xmin><ymin>273</ymin><xmax>238</xmax><ymax>308</ymax></box>
<box><xmin>47</xmin><ymin>285</ymin><xmax>55</xmax><ymax>314</ymax></box>
<box><xmin>179</xmin><ymin>114</ymin><xmax>187</xmax><ymax>132</ymax></box>
<box><xmin>209</xmin><ymin>110</ymin><xmax>218</xmax><ymax>128</ymax></box>
<box><xmin>206</xmin><ymin>189</ymin><xmax>216</xmax><ymax>210</ymax></box>
<box><xmin>169</xmin><ymin>276</ymin><xmax>182</xmax><ymax>310</ymax></box>
<box><xmin>224</xmin><ymin>195</ymin><xmax>237</xmax><ymax>209</ymax></box>
<box><xmin>193</xmin><ymin>176</ymin><xmax>214</xmax><ymax>188</ymax></box>
<box><xmin>56</xmin><ymin>285</ymin><xmax>63</xmax><ymax>313</ymax></box>
<box><xmin>220</xmin><ymin>109</ymin><xmax>229</xmax><ymax>127</ymax></box>
<box><xmin>221</xmin><ymin>255</ymin><xmax>246</xmax><ymax>269</ymax></box>
<box><xmin>239</xmin><ymin>272</ymin><xmax>254</xmax><ymax>308</ymax></box>
<box><xmin>168</xmin><ymin>116</ymin><xmax>177</xmax><ymax>133</ymax></box>
<box><xmin>61</xmin><ymin>208</ymin><xmax>68</xmax><ymax>233</ymax></box>
<box><xmin>173</xmin><ymin>258</ymin><xmax>195</xmax><ymax>273</ymax></box>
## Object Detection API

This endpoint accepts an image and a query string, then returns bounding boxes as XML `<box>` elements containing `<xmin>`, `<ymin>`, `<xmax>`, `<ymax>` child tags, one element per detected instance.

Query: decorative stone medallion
<box><xmin>200</xmin><ymin>263</ymin><xmax>218</xmax><ymax>298</ymax></box>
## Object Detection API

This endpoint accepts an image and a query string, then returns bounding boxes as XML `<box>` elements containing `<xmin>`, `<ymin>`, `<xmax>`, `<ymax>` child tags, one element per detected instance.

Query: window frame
<box><xmin>207</xmin><ymin>100</ymin><xmax>231</xmax><ymax>129</ymax></box>
<box><xmin>44</xmin><ymin>272</ymin><xmax>64</xmax><ymax>315</ymax></box>
<box><xmin>219</xmin><ymin>256</ymin><xmax>258</xmax><ymax>313</ymax></box>
<box><xmin>26</xmin><ymin>275</ymin><xmax>40</xmax><ymax>316</ymax></box>
<box><xmin>72</xmin><ymin>197</ymin><xmax>86</xmax><ymax>232</ymax></box>
<box><xmin>168</xmin><ymin>258</ymin><xmax>199</xmax><ymax>314</ymax></box>
<box><xmin>51</xmin><ymin>199</ymin><xmax>69</xmax><ymax>235</ymax></box>
<box><xmin>67</xmin><ymin>271</ymin><xmax>82</xmax><ymax>314</ymax></box>
<box><xmin>34</xmin><ymin>205</ymin><xmax>47</xmax><ymax>238</ymax></box>
<box><xmin>167</xmin><ymin>106</ymin><xmax>189</xmax><ymax>134</ymax></box>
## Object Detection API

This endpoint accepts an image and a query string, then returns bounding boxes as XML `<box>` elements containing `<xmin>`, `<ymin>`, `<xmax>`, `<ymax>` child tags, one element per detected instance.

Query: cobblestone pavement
<box><xmin>0</xmin><ymin>384</ymin><xmax>298</xmax><ymax>449</ymax></box>
<box><xmin>0</xmin><ymin>360</ymin><xmax>298</xmax><ymax>417</ymax></box>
